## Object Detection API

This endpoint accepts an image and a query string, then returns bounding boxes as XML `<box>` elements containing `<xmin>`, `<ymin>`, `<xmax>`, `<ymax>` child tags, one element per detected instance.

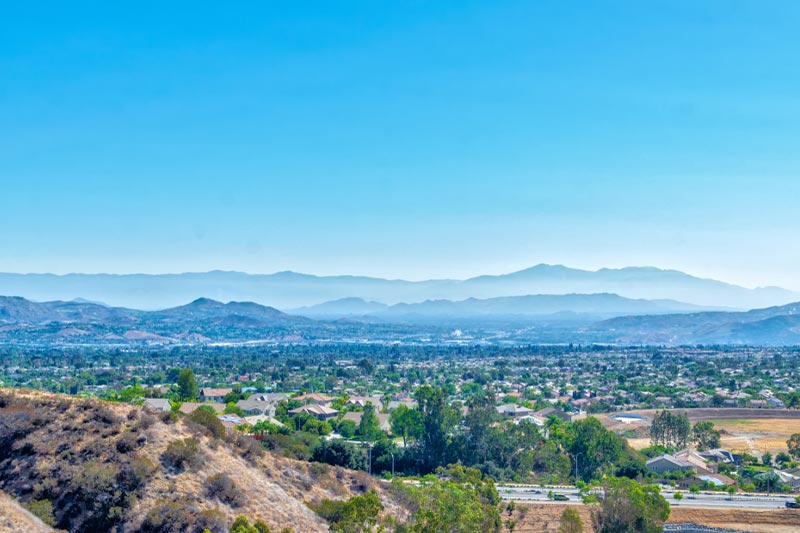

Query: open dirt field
<box><xmin>625</xmin><ymin>418</ymin><xmax>800</xmax><ymax>454</ymax></box>
<box><xmin>509</xmin><ymin>503</ymin><xmax>800</xmax><ymax>533</ymax></box>
<box><xmin>603</xmin><ymin>409</ymin><xmax>800</xmax><ymax>454</ymax></box>
<box><xmin>670</xmin><ymin>507</ymin><xmax>800</xmax><ymax>533</ymax></box>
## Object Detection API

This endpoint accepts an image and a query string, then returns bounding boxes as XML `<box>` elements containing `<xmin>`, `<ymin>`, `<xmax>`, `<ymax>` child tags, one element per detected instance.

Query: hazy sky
<box><xmin>2</xmin><ymin>1</ymin><xmax>799</xmax><ymax>289</ymax></box>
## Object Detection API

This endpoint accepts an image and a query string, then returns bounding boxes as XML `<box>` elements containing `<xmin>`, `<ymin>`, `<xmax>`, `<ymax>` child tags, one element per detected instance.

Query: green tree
<box><xmin>464</xmin><ymin>389</ymin><xmax>498</xmax><ymax>466</ymax></box>
<box><xmin>691</xmin><ymin>421</ymin><xmax>721</xmax><ymax>450</ymax></box>
<box><xmin>311</xmin><ymin>439</ymin><xmax>367</xmax><ymax>470</ymax></box>
<box><xmin>592</xmin><ymin>477</ymin><xmax>670</xmax><ymax>533</ymax></box>
<box><xmin>177</xmin><ymin>368</ymin><xmax>198</xmax><ymax>401</ymax></box>
<box><xmin>310</xmin><ymin>491</ymin><xmax>383</xmax><ymax>533</ymax></box>
<box><xmin>403</xmin><ymin>466</ymin><xmax>501</xmax><ymax>533</ymax></box>
<box><xmin>650</xmin><ymin>410</ymin><xmax>691</xmax><ymax>449</ymax></box>
<box><xmin>389</xmin><ymin>404</ymin><xmax>423</xmax><ymax>447</ymax></box>
<box><xmin>358</xmin><ymin>403</ymin><xmax>381</xmax><ymax>442</ymax></box>
<box><xmin>337</xmin><ymin>419</ymin><xmax>357</xmax><ymax>439</ymax></box>
<box><xmin>414</xmin><ymin>385</ymin><xmax>459</xmax><ymax>473</ymax></box>
<box><xmin>558</xmin><ymin>507</ymin><xmax>583</xmax><ymax>533</ymax></box>
<box><xmin>567</xmin><ymin>417</ymin><xmax>626</xmax><ymax>482</ymax></box>
<box><xmin>762</xmin><ymin>452</ymin><xmax>773</xmax><ymax>466</ymax></box>
<box><xmin>788</xmin><ymin>433</ymin><xmax>800</xmax><ymax>460</ymax></box>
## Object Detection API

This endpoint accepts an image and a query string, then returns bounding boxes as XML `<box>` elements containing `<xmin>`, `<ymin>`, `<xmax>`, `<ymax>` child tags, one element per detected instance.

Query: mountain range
<box><xmin>289</xmin><ymin>293</ymin><xmax>715</xmax><ymax>323</ymax></box>
<box><xmin>0</xmin><ymin>265</ymin><xmax>796</xmax><ymax>310</ymax></box>
<box><xmin>2</xmin><ymin>294</ymin><xmax>800</xmax><ymax>346</ymax></box>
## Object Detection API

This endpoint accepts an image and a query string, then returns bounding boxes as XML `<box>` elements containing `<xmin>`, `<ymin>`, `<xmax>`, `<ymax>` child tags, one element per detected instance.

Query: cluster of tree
<box><xmin>650</xmin><ymin>411</ymin><xmax>723</xmax><ymax>452</ymax></box>
<box><xmin>302</xmin><ymin>385</ymin><xmax>643</xmax><ymax>484</ymax></box>
<box><xmin>649</xmin><ymin>411</ymin><xmax>691</xmax><ymax>448</ymax></box>
<box><xmin>591</xmin><ymin>477</ymin><xmax>670</xmax><ymax>533</ymax></box>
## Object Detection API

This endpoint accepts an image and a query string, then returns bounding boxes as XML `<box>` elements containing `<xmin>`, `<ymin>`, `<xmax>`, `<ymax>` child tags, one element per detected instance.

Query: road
<box><xmin>496</xmin><ymin>485</ymin><xmax>797</xmax><ymax>510</ymax></box>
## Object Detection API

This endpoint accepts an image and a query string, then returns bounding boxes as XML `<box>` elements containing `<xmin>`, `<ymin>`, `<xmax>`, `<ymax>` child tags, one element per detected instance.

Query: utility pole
<box><xmin>390</xmin><ymin>452</ymin><xmax>395</xmax><ymax>477</ymax></box>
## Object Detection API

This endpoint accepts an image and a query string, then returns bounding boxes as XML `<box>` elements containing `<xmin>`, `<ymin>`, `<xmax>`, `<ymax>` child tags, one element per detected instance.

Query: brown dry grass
<box><xmin>626</xmin><ymin>417</ymin><xmax>800</xmax><ymax>454</ymax></box>
<box><xmin>0</xmin><ymin>388</ymin><xmax>406</xmax><ymax>533</ymax></box>
<box><xmin>0</xmin><ymin>491</ymin><xmax>54</xmax><ymax>533</ymax></box>
<box><xmin>504</xmin><ymin>502</ymin><xmax>596</xmax><ymax>533</ymax></box>
<box><xmin>509</xmin><ymin>503</ymin><xmax>800</xmax><ymax>533</ymax></box>
<box><xmin>670</xmin><ymin>507</ymin><xmax>800</xmax><ymax>533</ymax></box>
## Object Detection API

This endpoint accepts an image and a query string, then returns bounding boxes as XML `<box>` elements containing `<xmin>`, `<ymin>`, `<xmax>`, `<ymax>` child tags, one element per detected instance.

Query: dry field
<box><xmin>670</xmin><ymin>507</ymin><xmax>800</xmax><ymax>533</ymax></box>
<box><xmin>603</xmin><ymin>409</ymin><xmax>800</xmax><ymax>454</ymax></box>
<box><xmin>508</xmin><ymin>503</ymin><xmax>800</xmax><ymax>533</ymax></box>
<box><xmin>625</xmin><ymin>418</ymin><xmax>800</xmax><ymax>454</ymax></box>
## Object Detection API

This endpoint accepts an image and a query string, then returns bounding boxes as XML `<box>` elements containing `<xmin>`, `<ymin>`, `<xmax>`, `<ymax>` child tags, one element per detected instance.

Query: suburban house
<box><xmin>342</xmin><ymin>411</ymin><xmax>391</xmax><ymax>432</ymax></box>
<box><xmin>757</xmin><ymin>470</ymin><xmax>800</xmax><ymax>491</ymax></box>
<box><xmin>178</xmin><ymin>402</ymin><xmax>225</xmax><ymax>415</ymax></box>
<box><xmin>700</xmin><ymin>449</ymin><xmax>736</xmax><ymax>464</ymax></box>
<box><xmin>248</xmin><ymin>392</ymin><xmax>289</xmax><ymax>403</ymax></box>
<box><xmin>678</xmin><ymin>473</ymin><xmax>736</xmax><ymax>489</ymax></box>
<box><xmin>514</xmin><ymin>414</ymin><xmax>545</xmax><ymax>426</ymax></box>
<box><xmin>496</xmin><ymin>404</ymin><xmax>535</xmax><ymax>419</ymax></box>
<box><xmin>387</xmin><ymin>400</ymin><xmax>416</xmax><ymax>411</ymax></box>
<box><xmin>289</xmin><ymin>404</ymin><xmax>338</xmax><ymax>421</ymax></box>
<box><xmin>294</xmin><ymin>393</ymin><xmax>335</xmax><ymax>406</ymax></box>
<box><xmin>345</xmin><ymin>396</ymin><xmax>383</xmax><ymax>409</ymax></box>
<box><xmin>244</xmin><ymin>414</ymin><xmax>285</xmax><ymax>429</ymax></box>
<box><xmin>236</xmin><ymin>399</ymin><xmax>276</xmax><ymax>416</ymax></box>
<box><xmin>143</xmin><ymin>398</ymin><xmax>171</xmax><ymax>412</ymax></box>
<box><xmin>217</xmin><ymin>414</ymin><xmax>246</xmax><ymax>432</ymax></box>
<box><xmin>673</xmin><ymin>448</ymin><xmax>715</xmax><ymax>474</ymax></box>
<box><xmin>534</xmin><ymin>407</ymin><xmax>573</xmax><ymax>422</ymax></box>
<box><xmin>200</xmin><ymin>388</ymin><xmax>232</xmax><ymax>403</ymax></box>
<box><xmin>645</xmin><ymin>454</ymin><xmax>695</xmax><ymax>475</ymax></box>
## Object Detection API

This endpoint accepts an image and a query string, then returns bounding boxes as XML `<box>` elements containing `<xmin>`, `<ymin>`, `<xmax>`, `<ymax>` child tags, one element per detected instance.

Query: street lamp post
<box><xmin>567</xmin><ymin>452</ymin><xmax>581</xmax><ymax>484</ymax></box>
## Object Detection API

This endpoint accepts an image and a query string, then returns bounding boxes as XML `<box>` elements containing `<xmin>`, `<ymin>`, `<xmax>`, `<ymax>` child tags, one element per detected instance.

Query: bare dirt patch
<box><xmin>670</xmin><ymin>507</ymin><xmax>800</xmax><ymax>533</ymax></box>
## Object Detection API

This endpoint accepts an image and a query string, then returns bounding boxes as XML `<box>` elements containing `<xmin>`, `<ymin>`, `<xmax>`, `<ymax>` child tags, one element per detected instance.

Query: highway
<box><xmin>496</xmin><ymin>485</ymin><xmax>797</xmax><ymax>510</ymax></box>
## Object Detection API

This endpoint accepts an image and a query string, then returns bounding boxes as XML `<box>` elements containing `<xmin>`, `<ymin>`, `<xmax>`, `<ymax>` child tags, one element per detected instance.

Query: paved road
<box><xmin>496</xmin><ymin>485</ymin><xmax>796</xmax><ymax>510</ymax></box>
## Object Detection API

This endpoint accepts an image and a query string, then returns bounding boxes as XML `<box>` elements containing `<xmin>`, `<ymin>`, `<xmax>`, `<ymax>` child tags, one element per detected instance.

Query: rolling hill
<box><xmin>590</xmin><ymin>302</ymin><xmax>800</xmax><ymax>345</ymax></box>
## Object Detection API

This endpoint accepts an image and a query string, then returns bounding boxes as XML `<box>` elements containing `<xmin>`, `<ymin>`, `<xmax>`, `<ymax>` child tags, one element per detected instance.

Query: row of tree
<box><xmin>649</xmin><ymin>410</ymin><xmax>721</xmax><ymax>450</ymax></box>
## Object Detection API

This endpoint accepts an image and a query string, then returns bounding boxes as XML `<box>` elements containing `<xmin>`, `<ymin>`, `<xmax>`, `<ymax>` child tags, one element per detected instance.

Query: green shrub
<box><xmin>163</xmin><ymin>437</ymin><xmax>201</xmax><ymax>469</ymax></box>
<box><xmin>190</xmin><ymin>409</ymin><xmax>226</xmax><ymax>439</ymax></box>
<box><xmin>141</xmin><ymin>500</ymin><xmax>196</xmax><ymax>533</ymax></box>
<box><xmin>310</xmin><ymin>491</ymin><xmax>383</xmax><ymax>533</ymax></box>
<box><xmin>25</xmin><ymin>499</ymin><xmax>56</xmax><ymax>527</ymax></box>
<box><xmin>197</xmin><ymin>509</ymin><xmax>228</xmax><ymax>533</ymax></box>
<box><xmin>205</xmin><ymin>472</ymin><xmax>245</xmax><ymax>507</ymax></box>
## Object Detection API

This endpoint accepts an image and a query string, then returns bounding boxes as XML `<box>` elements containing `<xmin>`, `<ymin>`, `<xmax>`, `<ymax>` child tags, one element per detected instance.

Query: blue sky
<box><xmin>2</xmin><ymin>1</ymin><xmax>799</xmax><ymax>289</ymax></box>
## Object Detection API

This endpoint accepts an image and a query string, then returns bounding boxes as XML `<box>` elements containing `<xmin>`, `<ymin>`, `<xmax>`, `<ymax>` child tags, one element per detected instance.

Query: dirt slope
<box><xmin>0</xmin><ymin>491</ymin><xmax>54</xmax><ymax>533</ymax></box>
<box><xmin>0</xmin><ymin>389</ymin><xmax>405</xmax><ymax>533</ymax></box>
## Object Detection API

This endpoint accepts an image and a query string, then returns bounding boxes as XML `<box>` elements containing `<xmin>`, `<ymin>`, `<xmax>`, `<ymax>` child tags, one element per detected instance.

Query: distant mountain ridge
<box><xmin>290</xmin><ymin>293</ymin><xmax>717</xmax><ymax>322</ymax></box>
<box><xmin>0</xmin><ymin>265</ymin><xmax>796</xmax><ymax>310</ymax></box>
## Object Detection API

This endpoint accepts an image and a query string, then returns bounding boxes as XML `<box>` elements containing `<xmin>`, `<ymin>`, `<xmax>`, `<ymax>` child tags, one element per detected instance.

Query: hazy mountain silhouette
<box><xmin>0</xmin><ymin>265</ymin><xmax>795</xmax><ymax>310</ymax></box>
<box><xmin>291</xmin><ymin>293</ymin><xmax>715</xmax><ymax>322</ymax></box>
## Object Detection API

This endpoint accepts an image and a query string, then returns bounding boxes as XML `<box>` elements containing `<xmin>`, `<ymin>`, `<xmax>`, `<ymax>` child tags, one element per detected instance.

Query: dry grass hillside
<box><xmin>0</xmin><ymin>389</ymin><xmax>407</xmax><ymax>533</ymax></box>
<box><xmin>0</xmin><ymin>490</ymin><xmax>55</xmax><ymax>533</ymax></box>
